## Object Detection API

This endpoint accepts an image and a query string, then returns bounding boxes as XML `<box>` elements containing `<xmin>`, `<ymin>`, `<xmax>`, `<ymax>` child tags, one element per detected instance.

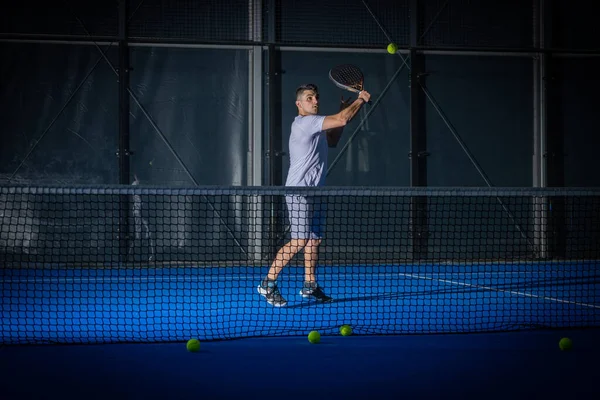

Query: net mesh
<box><xmin>127</xmin><ymin>0</ymin><xmax>254</xmax><ymax>43</ymax></box>
<box><xmin>0</xmin><ymin>0</ymin><xmax>545</xmax><ymax>50</ymax></box>
<box><xmin>1</xmin><ymin>185</ymin><xmax>599</xmax><ymax>344</ymax></box>
<box><xmin>419</xmin><ymin>0</ymin><xmax>534</xmax><ymax>48</ymax></box>
<box><xmin>275</xmin><ymin>0</ymin><xmax>410</xmax><ymax>47</ymax></box>
<box><xmin>0</xmin><ymin>2</ymin><xmax>118</xmax><ymax>37</ymax></box>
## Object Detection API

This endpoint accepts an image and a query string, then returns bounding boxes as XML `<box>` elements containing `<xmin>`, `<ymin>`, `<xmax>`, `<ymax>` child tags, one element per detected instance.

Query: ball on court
<box><xmin>308</xmin><ymin>331</ymin><xmax>321</xmax><ymax>344</ymax></box>
<box><xmin>340</xmin><ymin>325</ymin><xmax>353</xmax><ymax>336</ymax></box>
<box><xmin>186</xmin><ymin>339</ymin><xmax>200</xmax><ymax>352</ymax></box>
<box><xmin>387</xmin><ymin>43</ymin><xmax>398</xmax><ymax>54</ymax></box>
<box><xmin>559</xmin><ymin>337</ymin><xmax>572</xmax><ymax>351</ymax></box>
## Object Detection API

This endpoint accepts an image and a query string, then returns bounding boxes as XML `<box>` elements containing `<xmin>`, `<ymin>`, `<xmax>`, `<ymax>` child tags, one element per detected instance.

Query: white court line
<box><xmin>400</xmin><ymin>273</ymin><xmax>600</xmax><ymax>309</ymax></box>
<box><xmin>0</xmin><ymin>271</ymin><xmax>596</xmax><ymax>284</ymax></box>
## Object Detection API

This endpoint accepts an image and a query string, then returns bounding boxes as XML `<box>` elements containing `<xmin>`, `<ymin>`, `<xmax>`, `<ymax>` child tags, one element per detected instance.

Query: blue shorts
<box><xmin>285</xmin><ymin>195</ymin><xmax>326</xmax><ymax>240</ymax></box>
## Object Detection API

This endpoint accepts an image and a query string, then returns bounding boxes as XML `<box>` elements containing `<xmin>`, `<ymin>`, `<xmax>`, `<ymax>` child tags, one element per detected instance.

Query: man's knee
<box><xmin>290</xmin><ymin>238</ymin><xmax>309</xmax><ymax>249</ymax></box>
<box><xmin>307</xmin><ymin>238</ymin><xmax>322</xmax><ymax>249</ymax></box>
<box><xmin>289</xmin><ymin>238</ymin><xmax>321</xmax><ymax>250</ymax></box>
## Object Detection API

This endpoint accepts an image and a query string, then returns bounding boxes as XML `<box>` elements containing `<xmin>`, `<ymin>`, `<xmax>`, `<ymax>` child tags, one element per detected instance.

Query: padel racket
<box><xmin>328</xmin><ymin>64</ymin><xmax>371</xmax><ymax>104</ymax></box>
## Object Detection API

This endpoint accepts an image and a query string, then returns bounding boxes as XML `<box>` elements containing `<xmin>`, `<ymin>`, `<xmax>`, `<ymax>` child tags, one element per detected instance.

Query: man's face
<box><xmin>296</xmin><ymin>90</ymin><xmax>319</xmax><ymax>115</ymax></box>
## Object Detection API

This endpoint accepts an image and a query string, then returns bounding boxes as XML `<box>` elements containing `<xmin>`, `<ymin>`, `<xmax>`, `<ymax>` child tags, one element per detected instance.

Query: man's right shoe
<box><xmin>299</xmin><ymin>283</ymin><xmax>333</xmax><ymax>303</ymax></box>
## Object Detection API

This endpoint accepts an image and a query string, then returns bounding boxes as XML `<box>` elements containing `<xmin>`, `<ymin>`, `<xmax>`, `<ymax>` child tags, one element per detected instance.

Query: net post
<box><xmin>248</xmin><ymin>192</ymin><xmax>264</xmax><ymax>264</ymax></box>
<box><xmin>409</xmin><ymin>0</ymin><xmax>429</xmax><ymax>260</ymax></box>
<box><xmin>248</xmin><ymin>0</ymin><xmax>265</xmax><ymax>263</ymax></box>
<box><xmin>532</xmin><ymin>0</ymin><xmax>549</xmax><ymax>259</ymax></box>
<box><xmin>538</xmin><ymin>0</ymin><xmax>566</xmax><ymax>259</ymax></box>
<box><xmin>545</xmin><ymin>8</ymin><xmax>566</xmax><ymax>260</ymax></box>
<box><xmin>265</xmin><ymin>0</ymin><xmax>284</xmax><ymax>261</ymax></box>
<box><xmin>118</xmin><ymin>0</ymin><xmax>132</xmax><ymax>264</ymax></box>
<box><xmin>533</xmin><ymin>195</ymin><xmax>548</xmax><ymax>259</ymax></box>
<box><xmin>248</xmin><ymin>0</ymin><xmax>264</xmax><ymax>189</ymax></box>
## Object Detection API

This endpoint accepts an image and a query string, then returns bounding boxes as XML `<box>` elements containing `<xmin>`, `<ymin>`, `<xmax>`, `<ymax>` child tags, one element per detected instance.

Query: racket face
<box><xmin>329</xmin><ymin>64</ymin><xmax>364</xmax><ymax>93</ymax></box>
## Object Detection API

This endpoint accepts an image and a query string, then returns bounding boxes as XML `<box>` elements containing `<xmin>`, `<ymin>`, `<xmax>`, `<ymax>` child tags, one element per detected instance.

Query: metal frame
<box><xmin>532</xmin><ymin>0</ymin><xmax>548</xmax><ymax>259</ymax></box>
<box><xmin>117</xmin><ymin>0</ymin><xmax>131</xmax><ymax>263</ymax></box>
<box><xmin>248</xmin><ymin>0</ymin><xmax>263</xmax><ymax>187</ymax></box>
<box><xmin>409</xmin><ymin>0</ymin><xmax>429</xmax><ymax>260</ymax></box>
<box><xmin>540</xmin><ymin>0</ymin><xmax>567</xmax><ymax>259</ymax></box>
<box><xmin>2</xmin><ymin>32</ymin><xmax>598</xmax><ymax>57</ymax></box>
<box><xmin>1</xmin><ymin>0</ymin><xmax>591</xmax><ymax>263</ymax></box>
<box><xmin>3</xmin><ymin>37</ymin><xmax>597</xmax><ymax>59</ymax></box>
<box><xmin>248</xmin><ymin>0</ymin><xmax>264</xmax><ymax>261</ymax></box>
<box><xmin>118</xmin><ymin>0</ymin><xmax>131</xmax><ymax>186</ymax></box>
<box><xmin>265</xmin><ymin>0</ymin><xmax>285</xmax><ymax>260</ymax></box>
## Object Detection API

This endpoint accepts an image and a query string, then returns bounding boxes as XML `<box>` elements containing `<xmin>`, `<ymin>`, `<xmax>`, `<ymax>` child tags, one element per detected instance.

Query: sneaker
<box><xmin>257</xmin><ymin>280</ymin><xmax>288</xmax><ymax>307</ymax></box>
<box><xmin>299</xmin><ymin>282</ymin><xmax>333</xmax><ymax>303</ymax></box>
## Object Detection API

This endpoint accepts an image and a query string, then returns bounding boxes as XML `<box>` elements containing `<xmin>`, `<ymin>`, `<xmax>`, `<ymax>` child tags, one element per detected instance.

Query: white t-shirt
<box><xmin>285</xmin><ymin>115</ymin><xmax>328</xmax><ymax>187</ymax></box>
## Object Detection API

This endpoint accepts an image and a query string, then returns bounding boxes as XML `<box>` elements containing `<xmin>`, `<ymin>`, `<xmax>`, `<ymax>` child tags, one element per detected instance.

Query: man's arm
<box><xmin>321</xmin><ymin>91</ymin><xmax>370</xmax><ymax>132</ymax></box>
<box><xmin>326</xmin><ymin>98</ymin><xmax>353</xmax><ymax>148</ymax></box>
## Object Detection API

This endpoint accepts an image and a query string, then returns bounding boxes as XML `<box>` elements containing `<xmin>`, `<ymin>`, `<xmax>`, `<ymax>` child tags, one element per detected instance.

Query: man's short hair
<box><xmin>296</xmin><ymin>84</ymin><xmax>318</xmax><ymax>100</ymax></box>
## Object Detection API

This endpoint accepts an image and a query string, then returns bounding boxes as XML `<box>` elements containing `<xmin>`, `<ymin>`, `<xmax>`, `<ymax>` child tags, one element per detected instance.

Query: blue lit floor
<box><xmin>1</xmin><ymin>260</ymin><xmax>599</xmax><ymax>399</ymax></box>
<box><xmin>1</xmin><ymin>262</ymin><xmax>599</xmax><ymax>343</ymax></box>
<box><xmin>1</xmin><ymin>329</ymin><xmax>599</xmax><ymax>400</ymax></box>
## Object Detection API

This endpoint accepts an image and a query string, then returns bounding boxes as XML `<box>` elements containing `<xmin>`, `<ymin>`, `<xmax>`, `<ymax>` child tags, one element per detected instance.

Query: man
<box><xmin>257</xmin><ymin>83</ymin><xmax>371</xmax><ymax>307</ymax></box>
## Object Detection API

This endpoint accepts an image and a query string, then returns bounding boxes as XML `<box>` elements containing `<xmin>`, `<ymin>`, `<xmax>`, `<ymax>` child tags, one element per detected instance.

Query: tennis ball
<box><xmin>186</xmin><ymin>338</ymin><xmax>200</xmax><ymax>352</ymax></box>
<box><xmin>559</xmin><ymin>337</ymin><xmax>572</xmax><ymax>351</ymax></box>
<box><xmin>387</xmin><ymin>43</ymin><xmax>397</xmax><ymax>54</ymax></box>
<box><xmin>308</xmin><ymin>331</ymin><xmax>321</xmax><ymax>344</ymax></box>
<box><xmin>340</xmin><ymin>325</ymin><xmax>353</xmax><ymax>336</ymax></box>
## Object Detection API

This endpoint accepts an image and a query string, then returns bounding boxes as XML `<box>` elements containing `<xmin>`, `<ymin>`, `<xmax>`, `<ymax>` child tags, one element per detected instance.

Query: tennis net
<box><xmin>1</xmin><ymin>185</ymin><xmax>599</xmax><ymax>344</ymax></box>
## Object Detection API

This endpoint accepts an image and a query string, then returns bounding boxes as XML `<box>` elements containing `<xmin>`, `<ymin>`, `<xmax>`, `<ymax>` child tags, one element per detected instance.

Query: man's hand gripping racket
<box><xmin>329</xmin><ymin>64</ymin><xmax>372</xmax><ymax>105</ymax></box>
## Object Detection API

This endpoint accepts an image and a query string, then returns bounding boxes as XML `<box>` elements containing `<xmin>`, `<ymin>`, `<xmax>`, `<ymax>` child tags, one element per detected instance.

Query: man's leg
<box><xmin>299</xmin><ymin>240</ymin><xmax>332</xmax><ymax>301</ymax></box>
<box><xmin>257</xmin><ymin>239</ymin><xmax>307</xmax><ymax>307</ymax></box>
<box><xmin>299</xmin><ymin>204</ymin><xmax>332</xmax><ymax>303</ymax></box>
<box><xmin>303</xmin><ymin>238</ymin><xmax>321</xmax><ymax>283</ymax></box>
<box><xmin>267</xmin><ymin>239</ymin><xmax>308</xmax><ymax>281</ymax></box>
<box><xmin>257</xmin><ymin>194</ymin><xmax>309</xmax><ymax>307</ymax></box>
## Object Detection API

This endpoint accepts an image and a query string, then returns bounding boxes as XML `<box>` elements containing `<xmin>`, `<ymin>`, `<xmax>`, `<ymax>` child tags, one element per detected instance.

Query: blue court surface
<box><xmin>1</xmin><ymin>261</ymin><xmax>599</xmax><ymax>399</ymax></box>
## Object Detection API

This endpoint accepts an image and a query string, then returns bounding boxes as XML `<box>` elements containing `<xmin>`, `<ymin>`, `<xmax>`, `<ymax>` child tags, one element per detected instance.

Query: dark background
<box><xmin>0</xmin><ymin>0</ymin><xmax>598</xmax><ymax>263</ymax></box>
